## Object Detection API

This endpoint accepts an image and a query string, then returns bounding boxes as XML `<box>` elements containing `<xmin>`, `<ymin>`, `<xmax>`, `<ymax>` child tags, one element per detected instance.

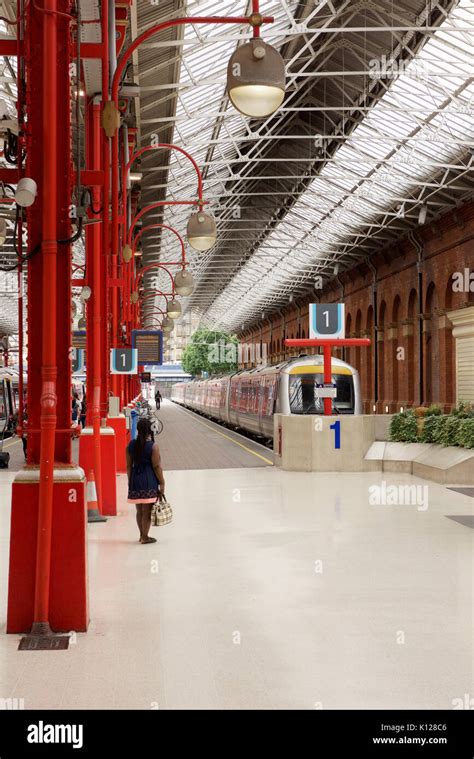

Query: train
<box><xmin>171</xmin><ymin>355</ymin><xmax>362</xmax><ymax>440</ymax></box>
<box><xmin>0</xmin><ymin>366</ymin><xmax>83</xmax><ymax>443</ymax></box>
<box><xmin>0</xmin><ymin>368</ymin><xmax>26</xmax><ymax>438</ymax></box>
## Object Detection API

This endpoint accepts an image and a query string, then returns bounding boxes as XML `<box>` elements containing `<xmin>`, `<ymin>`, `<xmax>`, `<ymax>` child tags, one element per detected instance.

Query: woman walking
<box><xmin>126</xmin><ymin>417</ymin><xmax>165</xmax><ymax>544</ymax></box>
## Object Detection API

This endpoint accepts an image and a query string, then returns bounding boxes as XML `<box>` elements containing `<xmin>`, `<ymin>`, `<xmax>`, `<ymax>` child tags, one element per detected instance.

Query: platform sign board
<box><xmin>110</xmin><ymin>348</ymin><xmax>138</xmax><ymax>374</ymax></box>
<box><xmin>72</xmin><ymin>330</ymin><xmax>86</xmax><ymax>349</ymax></box>
<box><xmin>72</xmin><ymin>348</ymin><xmax>85</xmax><ymax>374</ymax></box>
<box><xmin>309</xmin><ymin>303</ymin><xmax>345</xmax><ymax>340</ymax></box>
<box><xmin>131</xmin><ymin>330</ymin><xmax>163</xmax><ymax>366</ymax></box>
<box><xmin>315</xmin><ymin>382</ymin><xmax>337</xmax><ymax>398</ymax></box>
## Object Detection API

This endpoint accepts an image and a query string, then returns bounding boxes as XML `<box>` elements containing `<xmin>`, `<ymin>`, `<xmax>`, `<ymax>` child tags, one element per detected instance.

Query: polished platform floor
<box><xmin>0</xmin><ymin>403</ymin><xmax>472</xmax><ymax>709</ymax></box>
<box><xmin>153</xmin><ymin>400</ymin><xmax>274</xmax><ymax>469</ymax></box>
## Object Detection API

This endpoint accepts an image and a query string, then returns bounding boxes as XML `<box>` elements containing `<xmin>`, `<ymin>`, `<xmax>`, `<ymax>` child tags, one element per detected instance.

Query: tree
<box><xmin>181</xmin><ymin>328</ymin><xmax>238</xmax><ymax>376</ymax></box>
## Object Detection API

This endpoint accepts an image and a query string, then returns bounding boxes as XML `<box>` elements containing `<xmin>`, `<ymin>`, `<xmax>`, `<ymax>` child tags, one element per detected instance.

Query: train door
<box><xmin>0</xmin><ymin>380</ymin><xmax>7</xmax><ymax>435</ymax></box>
<box><xmin>6</xmin><ymin>379</ymin><xmax>14</xmax><ymax>416</ymax></box>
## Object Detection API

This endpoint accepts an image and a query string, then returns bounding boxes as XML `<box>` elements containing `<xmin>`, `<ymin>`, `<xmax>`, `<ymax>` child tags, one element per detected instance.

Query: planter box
<box><xmin>364</xmin><ymin>441</ymin><xmax>474</xmax><ymax>485</ymax></box>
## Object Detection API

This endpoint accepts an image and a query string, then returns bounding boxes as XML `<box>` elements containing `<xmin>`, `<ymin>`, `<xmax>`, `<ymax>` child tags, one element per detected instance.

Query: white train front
<box><xmin>171</xmin><ymin>355</ymin><xmax>362</xmax><ymax>440</ymax></box>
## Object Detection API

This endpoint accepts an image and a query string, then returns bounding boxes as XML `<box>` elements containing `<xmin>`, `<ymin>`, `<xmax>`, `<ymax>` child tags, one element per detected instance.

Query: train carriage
<box><xmin>171</xmin><ymin>355</ymin><xmax>362</xmax><ymax>440</ymax></box>
<box><xmin>0</xmin><ymin>368</ymin><xmax>27</xmax><ymax>438</ymax></box>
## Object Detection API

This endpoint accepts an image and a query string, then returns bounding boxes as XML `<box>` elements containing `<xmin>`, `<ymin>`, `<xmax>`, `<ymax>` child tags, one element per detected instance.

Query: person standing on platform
<box><xmin>126</xmin><ymin>417</ymin><xmax>165</xmax><ymax>544</ymax></box>
<box><xmin>155</xmin><ymin>388</ymin><xmax>162</xmax><ymax>410</ymax></box>
<box><xmin>80</xmin><ymin>394</ymin><xmax>87</xmax><ymax>428</ymax></box>
<box><xmin>72</xmin><ymin>392</ymin><xmax>81</xmax><ymax>423</ymax></box>
<box><xmin>21</xmin><ymin>404</ymin><xmax>27</xmax><ymax>459</ymax></box>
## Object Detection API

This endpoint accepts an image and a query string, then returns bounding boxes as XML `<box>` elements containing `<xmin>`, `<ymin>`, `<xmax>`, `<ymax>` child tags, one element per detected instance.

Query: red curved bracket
<box><xmin>135</xmin><ymin>263</ymin><xmax>175</xmax><ymax>291</ymax></box>
<box><xmin>125</xmin><ymin>145</ymin><xmax>203</xmax><ymax>205</ymax></box>
<box><xmin>132</xmin><ymin>223</ymin><xmax>186</xmax><ymax>267</ymax></box>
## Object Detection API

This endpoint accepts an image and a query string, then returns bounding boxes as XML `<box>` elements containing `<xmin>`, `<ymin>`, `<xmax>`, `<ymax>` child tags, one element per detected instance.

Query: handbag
<box><xmin>152</xmin><ymin>497</ymin><xmax>173</xmax><ymax>527</ymax></box>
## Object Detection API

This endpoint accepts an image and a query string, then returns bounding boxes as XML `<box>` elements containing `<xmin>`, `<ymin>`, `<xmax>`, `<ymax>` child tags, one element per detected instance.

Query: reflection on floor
<box><xmin>0</xmin><ymin>465</ymin><xmax>472</xmax><ymax>710</ymax></box>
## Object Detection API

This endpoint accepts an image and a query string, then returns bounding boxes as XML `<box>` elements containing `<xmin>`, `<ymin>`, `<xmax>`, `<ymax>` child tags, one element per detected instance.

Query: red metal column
<box><xmin>323</xmin><ymin>344</ymin><xmax>332</xmax><ymax>416</ymax></box>
<box><xmin>8</xmin><ymin>0</ymin><xmax>88</xmax><ymax>635</ymax></box>
<box><xmin>100</xmin><ymin>0</ymin><xmax>110</xmax><ymax>419</ymax></box>
<box><xmin>110</xmin><ymin>123</ymin><xmax>120</xmax><ymax>398</ymax></box>
<box><xmin>84</xmin><ymin>101</ymin><xmax>103</xmax><ymax>511</ymax></box>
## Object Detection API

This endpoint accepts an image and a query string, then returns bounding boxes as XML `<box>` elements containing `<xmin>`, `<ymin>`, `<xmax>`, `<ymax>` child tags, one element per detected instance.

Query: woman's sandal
<box><xmin>140</xmin><ymin>536</ymin><xmax>157</xmax><ymax>544</ymax></box>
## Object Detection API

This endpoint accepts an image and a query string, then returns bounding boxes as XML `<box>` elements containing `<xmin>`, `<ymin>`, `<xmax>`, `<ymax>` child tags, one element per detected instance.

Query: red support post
<box><xmin>323</xmin><ymin>344</ymin><xmax>332</xmax><ymax>416</ymax></box>
<box><xmin>8</xmin><ymin>0</ymin><xmax>88</xmax><ymax>635</ymax></box>
<box><xmin>100</xmin><ymin>0</ymin><xmax>110</xmax><ymax>419</ymax></box>
<box><xmin>84</xmin><ymin>100</ymin><xmax>103</xmax><ymax>512</ymax></box>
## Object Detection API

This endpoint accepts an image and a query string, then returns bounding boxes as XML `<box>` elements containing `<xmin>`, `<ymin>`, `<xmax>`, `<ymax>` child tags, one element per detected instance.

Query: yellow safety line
<box><xmin>173</xmin><ymin>404</ymin><xmax>274</xmax><ymax>466</ymax></box>
<box><xmin>2</xmin><ymin>437</ymin><xmax>20</xmax><ymax>450</ymax></box>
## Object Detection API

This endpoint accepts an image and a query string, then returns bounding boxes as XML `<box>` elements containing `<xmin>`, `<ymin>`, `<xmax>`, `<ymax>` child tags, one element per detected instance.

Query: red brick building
<box><xmin>238</xmin><ymin>202</ymin><xmax>474</xmax><ymax>413</ymax></box>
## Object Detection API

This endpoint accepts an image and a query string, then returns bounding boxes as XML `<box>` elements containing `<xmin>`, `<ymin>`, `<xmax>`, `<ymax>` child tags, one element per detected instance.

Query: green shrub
<box><xmin>426</xmin><ymin>404</ymin><xmax>442</xmax><ymax>416</ymax></box>
<box><xmin>456</xmin><ymin>418</ymin><xmax>474</xmax><ymax>449</ymax></box>
<box><xmin>389</xmin><ymin>411</ymin><xmax>406</xmax><ymax>442</ymax></box>
<box><xmin>400</xmin><ymin>411</ymin><xmax>418</xmax><ymax>442</ymax></box>
<box><xmin>389</xmin><ymin>410</ymin><xmax>418</xmax><ymax>442</ymax></box>
<box><xmin>437</xmin><ymin>415</ymin><xmax>460</xmax><ymax>447</ymax></box>
<box><xmin>451</xmin><ymin>401</ymin><xmax>474</xmax><ymax>418</ymax></box>
<box><xmin>432</xmin><ymin>416</ymin><xmax>448</xmax><ymax>445</ymax></box>
<box><xmin>422</xmin><ymin>415</ymin><xmax>444</xmax><ymax>443</ymax></box>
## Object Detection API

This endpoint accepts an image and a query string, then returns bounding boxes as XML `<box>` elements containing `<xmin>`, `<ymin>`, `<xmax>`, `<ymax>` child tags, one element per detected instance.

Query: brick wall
<box><xmin>238</xmin><ymin>202</ymin><xmax>474</xmax><ymax>412</ymax></box>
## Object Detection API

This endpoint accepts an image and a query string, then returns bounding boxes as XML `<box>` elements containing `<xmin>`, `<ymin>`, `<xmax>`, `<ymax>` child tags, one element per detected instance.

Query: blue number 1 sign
<box><xmin>330</xmin><ymin>420</ymin><xmax>341</xmax><ymax>449</ymax></box>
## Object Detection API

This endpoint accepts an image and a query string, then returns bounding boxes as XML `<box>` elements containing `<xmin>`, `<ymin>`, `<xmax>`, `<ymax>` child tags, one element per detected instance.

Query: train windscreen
<box><xmin>289</xmin><ymin>371</ymin><xmax>355</xmax><ymax>414</ymax></box>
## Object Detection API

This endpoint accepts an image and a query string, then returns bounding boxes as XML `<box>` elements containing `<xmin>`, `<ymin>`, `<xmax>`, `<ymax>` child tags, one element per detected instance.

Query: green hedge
<box><xmin>457</xmin><ymin>418</ymin><xmax>474</xmax><ymax>448</ymax></box>
<box><xmin>426</xmin><ymin>403</ymin><xmax>442</xmax><ymax>416</ymax></box>
<box><xmin>421</xmin><ymin>415</ymin><xmax>442</xmax><ymax>443</ymax></box>
<box><xmin>390</xmin><ymin>404</ymin><xmax>474</xmax><ymax>448</ymax></box>
<box><xmin>435</xmin><ymin>416</ymin><xmax>460</xmax><ymax>447</ymax></box>
<box><xmin>389</xmin><ymin>410</ymin><xmax>418</xmax><ymax>443</ymax></box>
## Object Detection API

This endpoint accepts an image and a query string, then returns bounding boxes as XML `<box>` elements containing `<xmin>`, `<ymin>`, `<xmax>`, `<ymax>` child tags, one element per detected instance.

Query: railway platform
<box><xmin>0</xmin><ymin>0</ymin><xmax>473</xmax><ymax>744</ymax></box>
<box><xmin>0</xmin><ymin>399</ymin><xmax>473</xmax><ymax>710</ymax></box>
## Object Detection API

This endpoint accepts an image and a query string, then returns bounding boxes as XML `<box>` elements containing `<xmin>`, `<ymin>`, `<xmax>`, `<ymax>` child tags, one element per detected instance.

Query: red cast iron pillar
<box><xmin>100</xmin><ymin>0</ymin><xmax>111</xmax><ymax>417</ymax></box>
<box><xmin>7</xmin><ymin>0</ymin><xmax>88</xmax><ymax>637</ymax></box>
<box><xmin>84</xmin><ymin>99</ymin><xmax>104</xmax><ymax>512</ymax></box>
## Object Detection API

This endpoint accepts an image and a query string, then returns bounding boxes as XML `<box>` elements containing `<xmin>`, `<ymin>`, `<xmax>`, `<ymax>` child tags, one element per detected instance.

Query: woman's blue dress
<box><xmin>127</xmin><ymin>439</ymin><xmax>159</xmax><ymax>503</ymax></box>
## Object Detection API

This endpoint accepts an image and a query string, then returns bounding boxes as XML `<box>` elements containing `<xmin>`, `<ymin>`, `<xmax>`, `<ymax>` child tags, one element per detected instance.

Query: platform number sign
<box><xmin>309</xmin><ymin>303</ymin><xmax>345</xmax><ymax>339</ymax></box>
<box><xmin>72</xmin><ymin>348</ymin><xmax>84</xmax><ymax>374</ymax></box>
<box><xmin>110</xmin><ymin>348</ymin><xmax>138</xmax><ymax>374</ymax></box>
<box><xmin>330</xmin><ymin>420</ymin><xmax>341</xmax><ymax>449</ymax></box>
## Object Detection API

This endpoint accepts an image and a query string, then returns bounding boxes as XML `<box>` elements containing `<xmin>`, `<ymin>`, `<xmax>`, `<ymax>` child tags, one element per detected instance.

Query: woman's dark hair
<box><xmin>133</xmin><ymin>417</ymin><xmax>154</xmax><ymax>463</ymax></box>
